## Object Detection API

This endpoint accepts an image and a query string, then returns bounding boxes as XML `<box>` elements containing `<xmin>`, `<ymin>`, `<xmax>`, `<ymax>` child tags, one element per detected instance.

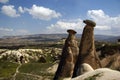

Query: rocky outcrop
<box><xmin>72</xmin><ymin>63</ymin><xmax>120</xmax><ymax>80</ymax></box>
<box><xmin>0</xmin><ymin>50</ymin><xmax>29</xmax><ymax>63</ymax></box>
<box><xmin>0</xmin><ymin>48</ymin><xmax>62</xmax><ymax>63</ymax></box>
<box><xmin>73</xmin><ymin>20</ymin><xmax>101</xmax><ymax>77</ymax></box>
<box><xmin>80</xmin><ymin>63</ymin><xmax>94</xmax><ymax>74</ymax></box>
<box><xmin>72</xmin><ymin>68</ymin><xmax>120</xmax><ymax>80</ymax></box>
<box><xmin>50</xmin><ymin>63</ymin><xmax>120</xmax><ymax>80</ymax></box>
<box><xmin>54</xmin><ymin>29</ymin><xmax>79</xmax><ymax>80</ymax></box>
<box><xmin>100</xmin><ymin>50</ymin><xmax>120</xmax><ymax>71</ymax></box>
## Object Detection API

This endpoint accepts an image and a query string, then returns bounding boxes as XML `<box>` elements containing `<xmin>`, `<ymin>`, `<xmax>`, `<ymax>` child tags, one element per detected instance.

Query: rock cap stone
<box><xmin>67</xmin><ymin>29</ymin><xmax>77</xmax><ymax>34</ymax></box>
<box><xmin>83</xmin><ymin>20</ymin><xmax>96</xmax><ymax>27</ymax></box>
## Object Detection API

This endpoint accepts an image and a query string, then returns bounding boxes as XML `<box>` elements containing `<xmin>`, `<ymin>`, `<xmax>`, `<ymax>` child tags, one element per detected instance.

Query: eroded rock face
<box><xmin>101</xmin><ymin>51</ymin><xmax>120</xmax><ymax>71</ymax></box>
<box><xmin>54</xmin><ymin>29</ymin><xmax>79</xmax><ymax>80</ymax></box>
<box><xmin>73</xmin><ymin>20</ymin><xmax>101</xmax><ymax>77</ymax></box>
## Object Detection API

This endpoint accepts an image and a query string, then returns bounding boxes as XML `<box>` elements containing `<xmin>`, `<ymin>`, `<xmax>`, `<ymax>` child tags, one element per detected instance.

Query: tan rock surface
<box><xmin>54</xmin><ymin>29</ymin><xmax>79</xmax><ymax>80</ymax></box>
<box><xmin>73</xmin><ymin>20</ymin><xmax>101</xmax><ymax>77</ymax></box>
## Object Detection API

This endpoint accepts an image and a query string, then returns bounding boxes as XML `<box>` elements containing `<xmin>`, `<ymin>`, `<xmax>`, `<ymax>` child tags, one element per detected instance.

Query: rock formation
<box><xmin>100</xmin><ymin>49</ymin><xmax>120</xmax><ymax>71</ymax></box>
<box><xmin>72</xmin><ymin>68</ymin><xmax>120</xmax><ymax>80</ymax></box>
<box><xmin>80</xmin><ymin>63</ymin><xmax>94</xmax><ymax>74</ymax></box>
<box><xmin>73</xmin><ymin>20</ymin><xmax>101</xmax><ymax>77</ymax></box>
<box><xmin>54</xmin><ymin>29</ymin><xmax>79</xmax><ymax>80</ymax></box>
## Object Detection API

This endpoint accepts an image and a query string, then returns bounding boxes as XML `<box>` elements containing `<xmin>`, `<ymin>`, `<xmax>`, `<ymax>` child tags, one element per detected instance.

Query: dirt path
<box><xmin>12</xmin><ymin>64</ymin><xmax>22</xmax><ymax>80</ymax></box>
<box><xmin>12</xmin><ymin>63</ymin><xmax>43</xmax><ymax>80</ymax></box>
<box><xmin>20</xmin><ymin>72</ymin><xmax>42</xmax><ymax>78</ymax></box>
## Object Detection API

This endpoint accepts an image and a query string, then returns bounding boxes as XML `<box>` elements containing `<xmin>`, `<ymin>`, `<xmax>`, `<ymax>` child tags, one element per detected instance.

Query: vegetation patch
<box><xmin>84</xmin><ymin>73</ymin><xmax>103</xmax><ymax>80</ymax></box>
<box><xmin>19</xmin><ymin>62</ymin><xmax>54</xmax><ymax>76</ymax></box>
<box><xmin>0</xmin><ymin>61</ymin><xmax>19</xmax><ymax>79</ymax></box>
<box><xmin>15</xmin><ymin>73</ymin><xmax>40</xmax><ymax>80</ymax></box>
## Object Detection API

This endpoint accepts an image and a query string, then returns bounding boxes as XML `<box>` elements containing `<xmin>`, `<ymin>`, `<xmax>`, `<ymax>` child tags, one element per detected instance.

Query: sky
<box><xmin>0</xmin><ymin>0</ymin><xmax>120</xmax><ymax>37</ymax></box>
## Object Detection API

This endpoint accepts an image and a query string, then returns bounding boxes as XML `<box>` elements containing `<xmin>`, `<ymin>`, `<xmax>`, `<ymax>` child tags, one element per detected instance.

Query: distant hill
<box><xmin>103</xmin><ymin>36</ymin><xmax>120</xmax><ymax>42</ymax></box>
<box><xmin>94</xmin><ymin>35</ymin><xmax>120</xmax><ymax>42</ymax></box>
<box><xmin>0</xmin><ymin>34</ymin><xmax>119</xmax><ymax>43</ymax></box>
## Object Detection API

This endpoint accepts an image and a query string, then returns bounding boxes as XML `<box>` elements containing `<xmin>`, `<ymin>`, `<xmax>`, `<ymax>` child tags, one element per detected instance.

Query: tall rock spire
<box><xmin>73</xmin><ymin>20</ymin><xmax>101</xmax><ymax>77</ymax></box>
<box><xmin>54</xmin><ymin>29</ymin><xmax>79</xmax><ymax>80</ymax></box>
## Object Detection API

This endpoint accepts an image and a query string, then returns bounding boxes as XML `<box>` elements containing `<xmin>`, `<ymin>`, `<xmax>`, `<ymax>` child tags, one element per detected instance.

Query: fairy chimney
<box><xmin>54</xmin><ymin>29</ymin><xmax>79</xmax><ymax>80</ymax></box>
<box><xmin>73</xmin><ymin>20</ymin><xmax>101</xmax><ymax>77</ymax></box>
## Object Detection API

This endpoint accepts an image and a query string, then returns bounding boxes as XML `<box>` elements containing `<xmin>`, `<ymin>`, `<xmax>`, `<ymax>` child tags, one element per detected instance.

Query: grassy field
<box><xmin>0</xmin><ymin>61</ymin><xmax>55</xmax><ymax>80</ymax></box>
<box><xmin>0</xmin><ymin>61</ymin><xmax>19</xmax><ymax>80</ymax></box>
<box><xmin>19</xmin><ymin>62</ymin><xmax>54</xmax><ymax>76</ymax></box>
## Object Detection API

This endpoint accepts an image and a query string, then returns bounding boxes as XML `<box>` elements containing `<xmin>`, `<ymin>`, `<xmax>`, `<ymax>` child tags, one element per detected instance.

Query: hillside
<box><xmin>0</xmin><ymin>34</ymin><xmax>119</xmax><ymax>43</ymax></box>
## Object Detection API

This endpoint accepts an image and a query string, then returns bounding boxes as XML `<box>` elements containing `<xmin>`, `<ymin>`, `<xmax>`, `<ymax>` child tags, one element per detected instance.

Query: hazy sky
<box><xmin>0</xmin><ymin>0</ymin><xmax>120</xmax><ymax>37</ymax></box>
